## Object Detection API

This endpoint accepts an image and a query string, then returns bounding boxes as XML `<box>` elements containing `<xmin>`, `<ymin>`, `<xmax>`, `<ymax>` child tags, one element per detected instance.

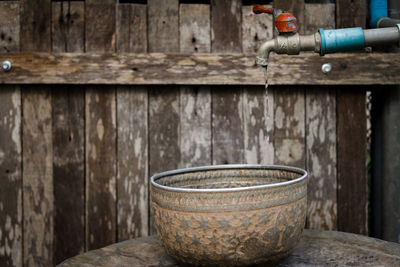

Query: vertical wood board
<box><xmin>0</xmin><ymin>86</ymin><xmax>22</xmax><ymax>267</ymax></box>
<box><xmin>20</xmin><ymin>0</ymin><xmax>51</xmax><ymax>52</ymax></box>
<box><xmin>116</xmin><ymin>3</ymin><xmax>147</xmax><ymax>53</ymax></box>
<box><xmin>305</xmin><ymin>88</ymin><xmax>337</xmax><ymax>230</ymax></box>
<box><xmin>242</xmin><ymin>4</ymin><xmax>273</xmax><ymax>54</ymax></box>
<box><xmin>211</xmin><ymin>0</ymin><xmax>242</xmax><ymax>53</ymax></box>
<box><xmin>147</xmin><ymin>0</ymin><xmax>179</xmax><ymax>52</ymax></box>
<box><xmin>22</xmin><ymin>87</ymin><xmax>54</xmax><ymax>266</ymax></box>
<box><xmin>304</xmin><ymin>3</ymin><xmax>335</xmax><ymax>35</ymax></box>
<box><xmin>0</xmin><ymin>1</ymin><xmax>19</xmax><ymax>53</ymax></box>
<box><xmin>179</xmin><ymin>4</ymin><xmax>211</xmax><ymax>53</ymax></box>
<box><xmin>52</xmin><ymin>1</ymin><xmax>85</xmax><ymax>53</ymax></box>
<box><xmin>336</xmin><ymin>0</ymin><xmax>366</xmax><ymax>28</ymax></box>
<box><xmin>116</xmin><ymin>2</ymin><xmax>149</xmax><ymax>241</ymax></box>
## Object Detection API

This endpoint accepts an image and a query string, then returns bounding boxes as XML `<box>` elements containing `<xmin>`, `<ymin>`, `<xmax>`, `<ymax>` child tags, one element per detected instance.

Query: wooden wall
<box><xmin>0</xmin><ymin>0</ymin><xmax>367</xmax><ymax>265</ymax></box>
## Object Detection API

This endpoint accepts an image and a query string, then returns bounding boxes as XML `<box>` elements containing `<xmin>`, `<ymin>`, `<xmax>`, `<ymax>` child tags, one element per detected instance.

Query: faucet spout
<box><xmin>255</xmin><ymin>33</ymin><xmax>321</xmax><ymax>67</ymax></box>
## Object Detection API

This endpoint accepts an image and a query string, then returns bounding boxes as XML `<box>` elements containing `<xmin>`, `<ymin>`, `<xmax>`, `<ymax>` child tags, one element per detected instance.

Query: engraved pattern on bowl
<box><xmin>151</xmin><ymin>165</ymin><xmax>308</xmax><ymax>266</ymax></box>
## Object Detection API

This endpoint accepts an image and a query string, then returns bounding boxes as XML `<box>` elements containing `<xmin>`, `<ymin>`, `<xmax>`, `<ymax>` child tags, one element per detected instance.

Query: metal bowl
<box><xmin>151</xmin><ymin>164</ymin><xmax>308</xmax><ymax>266</ymax></box>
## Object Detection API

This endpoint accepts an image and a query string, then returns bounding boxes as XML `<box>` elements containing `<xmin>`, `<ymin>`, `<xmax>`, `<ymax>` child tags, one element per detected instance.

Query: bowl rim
<box><xmin>151</xmin><ymin>164</ymin><xmax>308</xmax><ymax>193</ymax></box>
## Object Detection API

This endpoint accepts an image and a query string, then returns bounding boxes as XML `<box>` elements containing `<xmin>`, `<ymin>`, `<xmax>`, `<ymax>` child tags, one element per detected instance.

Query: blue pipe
<box><xmin>319</xmin><ymin>27</ymin><xmax>365</xmax><ymax>55</ymax></box>
<box><xmin>370</xmin><ymin>0</ymin><xmax>388</xmax><ymax>28</ymax></box>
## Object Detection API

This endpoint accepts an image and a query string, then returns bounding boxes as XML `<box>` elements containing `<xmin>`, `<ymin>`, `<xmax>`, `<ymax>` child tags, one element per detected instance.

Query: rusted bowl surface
<box><xmin>151</xmin><ymin>164</ymin><xmax>308</xmax><ymax>266</ymax></box>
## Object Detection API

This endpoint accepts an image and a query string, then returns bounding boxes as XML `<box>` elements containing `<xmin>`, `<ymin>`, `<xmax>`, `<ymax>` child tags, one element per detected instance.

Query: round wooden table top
<box><xmin>59</xmin><ymin>229</ymin><xmax>400</xmax><ymax>266</ymax></box>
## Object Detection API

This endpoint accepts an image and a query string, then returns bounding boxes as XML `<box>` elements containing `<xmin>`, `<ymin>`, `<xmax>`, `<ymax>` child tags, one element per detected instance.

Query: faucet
<box><xmin>253</xmin><ymin>4</ymin><xmax>400</xmax><ymax>67</ymax></box>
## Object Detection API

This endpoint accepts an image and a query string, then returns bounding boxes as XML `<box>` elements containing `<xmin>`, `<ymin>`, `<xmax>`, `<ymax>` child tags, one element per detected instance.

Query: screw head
<box><xmin>321</xmin><ymin>63</ymin><xmax>332</xmax><ymax>74</ymax></box>
<box><xmin>2</xmin><ymin>60</ymin><xmax>12</xmax><ymax>72</ymax></box>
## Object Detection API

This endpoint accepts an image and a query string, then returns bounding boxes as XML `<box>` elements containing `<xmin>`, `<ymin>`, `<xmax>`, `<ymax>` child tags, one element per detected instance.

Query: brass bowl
<box><xmin>151</xmin><ymin>165</ymin><xmax>308</xmax><ymax>266</ymax></box>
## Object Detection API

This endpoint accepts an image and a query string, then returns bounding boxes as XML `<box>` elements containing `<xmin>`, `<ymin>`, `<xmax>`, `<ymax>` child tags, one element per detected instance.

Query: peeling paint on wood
<box><xmin>274</xmin><ymin>87</ymin><xmax>305</xmax><ymax>168</ymax></box>
<box><xmin>180</xmin><ymin>4</ymin><xmax>210</xmax><ymax>53</ymax></box>
<box><xmin>306</xmin><ymin>88</ymin><xmax>337</xmax><ymax>230</ymax></box>
<box><xmin>117</xmin><ymin>86</ymin><xmax>149</xmax><ymax>240</ymax></box>
<box><xmin>116</xmin><ymin>3</ymin><xmax>147</xmax><ymax>53</ymax></box>
<box><xmin>0</xmin><ymin>86</ymin><xmax>22</xmax><ymax>267</ymax></box>
<box><xmin>243</xmin><ymin>86</ymin><xmax>274</xmax><ymax>165</ymax></box>
<box><xmin>179</xmin><ymin>86</ymin><xmax>212</xmax><ymax>167</ymax></box>
<box><xmin>242</xmin><ymin>5</ymin><xmax>273</xmax><ymax>54</ymax></box>
<box><xmin>22</xmin><ymin>87</ymin><xmax>54</xmax><ymax>266</ymax></box>
<box><xmin>212</xmin><ymin>87</ymin><xmax>244</xmax><ymax>165</ymax></box>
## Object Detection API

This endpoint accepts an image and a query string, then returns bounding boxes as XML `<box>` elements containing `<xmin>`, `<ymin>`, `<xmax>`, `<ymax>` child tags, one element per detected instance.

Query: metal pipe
<box><xmin>364</xmin><ymin>27</ymin><xmax>400</xmax><ymax>46</ymax></box>
<box><xmin>378</xmin><ymin>17</ymin><xmax>400</xmax><ymax>28</ymax></box>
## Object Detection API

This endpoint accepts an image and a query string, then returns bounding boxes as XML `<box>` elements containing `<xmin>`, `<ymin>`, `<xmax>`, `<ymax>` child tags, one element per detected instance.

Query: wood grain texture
<box><xmin>52</xmin><ymin>1</ymin><xmax>84</xmax><ymax>53</ymax></box>
<box><xmin>337</xmin><ymin>88</ymin><xmax>367</xmax><ymax>235</ymax></box>
<box><xmin>336</xmin><ymin>0</ymin><xmax>367</xmax><ymax>235</ymax></box>
<box><xmin>85</xmin><ymin>87</ymin><xmax>117</xmax><ymax>249</ymax></box>
<box><xmin>116</xmin><ymin>3</ymin><xmax>147</xmax><ymax>53</ymax></box>
<box><xmin>20</xmin><ymin>0</ymin><xmax>51</xmax><ymax>52</ymax></box>
<box><xmin>306</xmin><ymin>88</ymin><xmax>337</xmax><ymax>230</ymax></box>
<box><xmin>117</xmin><ymin>87</ymin><xmax>148</xmax><ymax>240</ymax></box>
<box><xmin>2</xmin><ymin>52</ymin><xmax>400</xmax><ymax>85</ymax></box>
<box><xmin>304</xmin><ymin>3</ymin><xmax>335</xmax><ymax>35</ymax></box>
<box><xmin>211</xmin><ymin>0</ymin><xmax>242</xmax><ymax>53</ymax></box>
<box><xmin>85</xmin><ymin>0</ymin><xmax>117</xmax><ymax>250</ymax></box>
<box><xmin>242</xmin><ymin>4</ymin><xmax>273</xmax><ymax>53</ymax></box>
<box><xmin>85</xmin><ymin>2</ymin><xmax>116</xmax><ymax>53</ymax></box>
<box><xmin>243</xmin><ymin>86</ymin><xmax>274</xmax><ymax>165</ymax></box>
<box><xmin>0</xmin><ymin>1</ymin><xmax>19</xmax><ymax>53</ymax></box>
<box><xmin>22</xmin><ymin>87</ymin><xmax>54</xmax><ymax>266</ymax></box>
<box><xmin>336</xmin><ymin>0</ymin><xmax>366</xmax><ymax>28</ymax></box>
<box><xmin>52</xmin><ymin>88</ymin><xmax>85</xmax><ymax>264</ymax></box>
<box><xmin>0</xmin><ymin>86</ymin><xmax>22</xmax><ymax>267</ymax></box>
<box><xmin>180</xmin><ymin>4</ymin><xmax>210</xmax><ymax>53</ymax></box>
<box><xmin>148</xmin><ymin>0</ymin><xmax>179</xmax><ymax>52</ymax></box>
<box><xmin>179</xmin><ymin>86</ymin><xmax>212</xmax><ymax>167</ymax></box>
<box><xmin>116</xmin><ymin>2</ymin><xmax>149</xmax><ymax>241</ymax></box>
<box><xmin>273</xmin><ymin>86</ymin><xmax>305</xmax><ymax>168</ymax></box>
<box><xmin>274</xmin><ymin>0</ymin><xmax>305</xmax><ymax>34</ymax></box>
<box><xmin>212</xmin><ymin>86</ymin><xmax>244</xmax><ymax>165</ymax></box>
<box><xmin>51</xmin><ymin>1</ymin><xmax>85</xmax><ymax>263</ymax></box>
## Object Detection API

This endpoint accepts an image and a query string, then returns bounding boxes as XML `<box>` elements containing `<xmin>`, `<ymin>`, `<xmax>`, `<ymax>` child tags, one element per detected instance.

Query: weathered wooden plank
<box><xmin>85</xmin><ymin>0</ymin><xmax>117</xmax><ymax>250</ymax></box>
<box><xmin>52</xmin><ymin>1</ymin><xmax>84</xmax><ymax>53</ymax></box>
<box><xmin>180</xmin><ymin>4</ymin><xmax>210</xmax><ymax>53</ymax></box>
<box><xmin>51</xmin><ymin>1</ymin><xmax>85</xmax><ymax>264</ymax></box>
<box><xmin>274</xmin><ymin>0</ymin><xmax>305</xmax><ymax>34</ymax></box>
<box><xmin>211</xmin><ymin>0</ymin><xmax>242</xmax><ymax>53</ymax></box>
<box><xmin>242</xmin><ymin>4</ymin><xmax>273</xmax><ymax>54</ymax></box>
<box><xmin>117</xmin><ymin>87</ymin><xmax>148</xmax><ymax>240</ymax></box>
<box><xmin>243</xmin><ymin>86</ymin><xmax>274</xmax><ymax>164</ymax></box>
<box><xmin>0</xmin><ymin>1</ymin><xmax>19</xmax><ymax>53</ymax></box>
<box><xmin>179</xmin><ymin>86</ymin><xmax>212</xmax><ymax>167</ymax></box>
<box><xmin>116</xmin><ymin>1</ymin><xmax>148</xmax><ymax>241</ymax></box>
<box><xmin>1</xmin><ymin>52</ymin><xmax>400</xmax><ymax>85</ymax></box>
<box><xmin>52</xmin><ymin>88</ymin><xmax>85</xmax><ymax>264</ymax></box>
<box><xmin>304</xmin><ymin>3</ymin><xmax>335</xmax><ymax>35</ymax></box>
<box><xmin>20</xmin><ymin>0</ymin><xmax>51</xmax><ymax>52</ymax></box>
<box><xmin>0</xmin><ymin>86</ymin><xmax>22</xmax><ymax>267</ymax></box>
<box><xmin>273</xmin><ymin>86</ymin><xmax>305</xmax><ymax>168</ymax></box>
<box><xmin>179</xmin><ymin>3</ymin><xmax>212</xmax><ymax>168</ymax></box>
<box><xmin>85</xmin><ymin>1</ymin><xmax>116</xmax><ymax>53</ymax></box>
<box><xmin>116</xmin><ymin>3</ymin><xmax>147</xmax><ymax>53</ymax></box>
<box><xmin>336</xmin><ymin>0</ymin><xmax>367</xmax><ymax>235</ymax></box>
<box><xmin>336</xmin><ymin>0</ymin><xmax>366</xmax><ymax>29</ymax></box>
<box><xmin>212</xmin><ymin>86</ymin><xmax>244</xmax><ymax>164</ymax></box>
<box><xmin>0</xmin><ymin>3</ymin><xmax>21</xmax><ymax>267</ymax></box>
<box><xmin>22</xmin><ymin>87</ymin><xmax>54</xmax><ymax>266</ymax></box>
<box><xmin>148</xmin><ymin>0</ymin><xmax>179</xmax><ymax>52</ymax></box>
<box><xmin>305</xmin><ymin>88</ymin><xmax>337</xmax><ymax>230</ymax></box>
<box><xmin>85</xmin><ymin>87</ymin><xmax>116</xmax><ymax>249</ymax></box>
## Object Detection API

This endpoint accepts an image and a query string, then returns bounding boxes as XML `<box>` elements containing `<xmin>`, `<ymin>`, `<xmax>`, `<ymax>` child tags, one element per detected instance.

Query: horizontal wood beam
<box><xmin>0</xmin><ymin>52</ymin><xmax>399</xmax><ymax>85</ymax></box>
